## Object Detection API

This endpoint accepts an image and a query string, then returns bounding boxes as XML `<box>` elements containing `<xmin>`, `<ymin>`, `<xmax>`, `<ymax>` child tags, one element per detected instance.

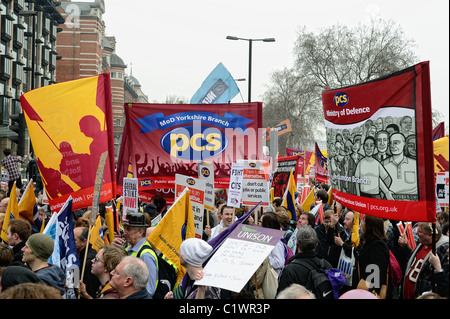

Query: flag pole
<box><xmin>78</xmin><ymin>152</ymin><xmax>108</xmax><ymax>299</ymax></box>
<box><xmin>431</xmin><ymin>222</ymin><xmax>436</xmax><ymax>292</ymax></box>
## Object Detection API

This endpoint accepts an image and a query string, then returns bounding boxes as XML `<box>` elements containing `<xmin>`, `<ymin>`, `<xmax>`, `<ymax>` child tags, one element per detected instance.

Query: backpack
<box><xmin>292</xmin><ymin>258</ymin><xmax>335</xmax><ymax>299</ymax></box>
<box><xmin>388</xmin><ymin>250</ymin><xmax>402</xmax><ymax>287</ymax></box>
<box><xmin>137</xmin><ymin>245</ymin><xmax>178</xmax><ymax>299</ymax></box>
<box><xmin>283</xmin><ymin>243</ymin><xmax>294</xmax><ymax>265</ymax></box>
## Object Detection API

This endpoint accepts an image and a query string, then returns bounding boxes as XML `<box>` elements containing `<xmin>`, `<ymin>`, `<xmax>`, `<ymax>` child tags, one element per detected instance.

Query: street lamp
<box><xmin>226</xmin><ymin>36</ymin><xmax>275</xmax><ymax>102</ymax></box>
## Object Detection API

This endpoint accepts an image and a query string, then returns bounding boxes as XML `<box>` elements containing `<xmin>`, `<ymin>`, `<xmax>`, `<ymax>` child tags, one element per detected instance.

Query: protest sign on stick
<box><xmin>196</xmin><ymin>224</ymin><xmax>284</xmax><ymax>292</ymax></box>
<box><xmin>175</xmin><ymin>174</ymin><xmax>205</xmax><ymax>238</ymax></box>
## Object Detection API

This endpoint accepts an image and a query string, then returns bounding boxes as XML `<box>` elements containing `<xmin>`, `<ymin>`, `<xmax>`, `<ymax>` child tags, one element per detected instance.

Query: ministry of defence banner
<box><xmin>321</xmin><ymin>62</ymin><xmax>435</xmax><ymax>222</ymax></box>
<box><xmin>118</xmin><ymin>103</ymin><xmax>263</xmax><ymax>194</ymax></box>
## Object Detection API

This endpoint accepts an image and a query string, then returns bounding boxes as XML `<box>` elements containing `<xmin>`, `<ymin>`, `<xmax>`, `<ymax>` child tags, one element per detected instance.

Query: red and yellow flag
<box><xmin>20</xmin><ymin>74</ymin><xmax>116</xmax><ymax>212</ymax></box>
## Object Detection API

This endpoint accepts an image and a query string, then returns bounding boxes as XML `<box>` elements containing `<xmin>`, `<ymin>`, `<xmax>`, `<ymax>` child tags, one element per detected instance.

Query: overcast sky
<box><xmin>95</xmin><ymin>0</ymin><xmax>448</xmax><ymax>125</ymax></box>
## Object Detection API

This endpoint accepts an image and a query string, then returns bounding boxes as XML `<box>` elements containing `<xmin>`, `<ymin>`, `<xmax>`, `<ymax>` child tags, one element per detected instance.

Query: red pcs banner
<box><xmin>117</xmin><ymin>103</ymin><xmax>263</xmax><ymax>204</ymax></box>
<box><xmin>321</xmin><ymin>62</ymin><xmax>435</xmax><ymax>222</ymax></box>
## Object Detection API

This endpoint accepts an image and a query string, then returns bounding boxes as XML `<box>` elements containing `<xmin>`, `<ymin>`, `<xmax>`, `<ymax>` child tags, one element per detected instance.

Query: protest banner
<box><xmin>286</xmin><ymin>147</ymin><xmax>315</xmax><ymax>178</ymax></box>
<box><xmin>117</xmin><ymin>102</ymin><xmax>263</xmax><ymax>199</ymax></box>
<box><xmin>175</xmin><ymin>174</ymin><xmax>205</xmax><ymax>238</ymax></box>
<box><xmin>240</xmin><ymin>160</ymin><xmax>270</xmax><ymax>207</ymax></box>
<box><xmin>198</xmin><ymin>161</ymin><xmax>215</xmax><ymax>211</ymax></box>
<box><xmin>272</xmin><ymin>155</ymin><xmax>300</xmax><ymax>199</ymax></box>
<box><xmin>436</xmin><ymin>171</ymin><xmax>449</xmax><ymax>208</ymax></box>
<box><xmin>322</xmin><ymin>62</ymin><xmax>436</xmax><ymax>222</ymax></box>
<box><xmin>195</xmin><ymin>223</ymin><xmax>284</xmax><ymax>293</ymax></box>
<box><xmin>315</xmin><ymin>142</ymin><xmax>328</xmax><ymax>184</ymax></box>
<box><xmin>20</xmin><ymin>74</ymin><xmax>116</xmax><ymax>212</ymax></box>
<box><xmin>215</xmin><ymin>188</ymin><xmax>227</xmax><ymax>207</ymax></box>
<box><xmin>227</xmin><ymin>162</ymin><xmax>244</xmax><ymax>208</ymax></box>
<box><xmin>122</xmin><ymin>177</ymin><xmax>139</xmax><ymax>221</ymax></box>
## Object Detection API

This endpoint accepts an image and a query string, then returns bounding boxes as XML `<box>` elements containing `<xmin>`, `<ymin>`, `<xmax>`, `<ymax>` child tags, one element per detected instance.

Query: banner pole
<box><xmin>431</xmin><ymin>222</ymin><xmax>436</xmax><ymax>292</ymax></box>
<box><xmin>78</xmin><ymin>151</ymin><xmax>108</xmax><ymax>299</ymax></box>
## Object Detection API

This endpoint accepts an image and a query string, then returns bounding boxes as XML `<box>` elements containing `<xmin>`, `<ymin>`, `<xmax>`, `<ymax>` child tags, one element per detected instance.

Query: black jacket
<box><xmin>276</xmin><ymin>251</ymin><xmax>332</xmax><ymax>296</ymax></box>
<box><xmin>353</xmin><ymin>239</ymin><xmax>389</xmax><ymax>295</ymax></box>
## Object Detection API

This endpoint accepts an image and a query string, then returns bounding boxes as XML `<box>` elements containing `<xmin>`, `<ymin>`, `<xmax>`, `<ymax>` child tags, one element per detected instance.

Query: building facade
<box><xmin>56</xmin><ymin>0</ymin><xmax>147</xmax><ymax>160</ymax></box>
<box><xmin>0</xmin><ymin>0</ymin><xmax>64</xmax><ymax>156</ymax></box>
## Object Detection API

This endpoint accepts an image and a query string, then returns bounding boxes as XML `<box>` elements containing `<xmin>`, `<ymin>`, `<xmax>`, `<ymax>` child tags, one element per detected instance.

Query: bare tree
<box><xmin>164</xmin><ymin>95</ymin><xmax>189</xmax><ymax>104</ymax></box>
<box><xmin>262</xmin><ymin>68</ymin><xmax>323</xmax><ymax>151</ymax></box>
<box><xmin>262</xmin><ymin>16</ymin><xmax>426</xmax><ymax>152</ymax></box>
<box><xmin>294</xmin><ymin>17</ymin><xmax>418</xmax><ymax>89</ymax></box>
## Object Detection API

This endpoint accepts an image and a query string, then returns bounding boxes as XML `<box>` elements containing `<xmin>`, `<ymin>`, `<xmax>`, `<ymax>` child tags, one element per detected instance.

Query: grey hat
<box><xmin>27</xmin><ymin>233</ymin><xmax>54</xmax><ymax>261</ymax></box>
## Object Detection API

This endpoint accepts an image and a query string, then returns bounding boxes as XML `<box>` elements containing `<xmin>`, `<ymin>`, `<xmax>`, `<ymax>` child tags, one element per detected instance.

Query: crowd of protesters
<box><xmin>0</xmin><ymin>148</ymin><xmax>448</xmax><ymax>300</ymax></box>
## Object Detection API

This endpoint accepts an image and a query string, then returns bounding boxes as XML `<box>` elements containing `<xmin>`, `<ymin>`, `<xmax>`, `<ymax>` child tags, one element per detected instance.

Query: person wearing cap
<box><xmin>113</xmin><ymin>212</ymin><xmax>158</xmax><ymax>297</ymax></box>
<box><xmin>21</xmin><ymin>233</ymin><xmax>66</xmax><ymax>295</ymax></box>
<box><xmin>166</xmin><ymin>238</ymin><xmax>213</xmax><ymax>299</ymax></box>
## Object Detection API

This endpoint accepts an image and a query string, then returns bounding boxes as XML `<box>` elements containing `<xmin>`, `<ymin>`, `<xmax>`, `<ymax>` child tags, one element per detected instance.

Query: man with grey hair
<box><xmin>276</xmin><ymin>225</ymin><xmax>333</xmax><ymax>298</ymax></box>
<box><xmin>110</xmin><ymin>256</ymin><xmax>151</xmax><ymax>299</ymax></box>
<box><xmin>276</xmin><ymin>283</ymin><xmax>316</xmax><ymax>299</ymax></box>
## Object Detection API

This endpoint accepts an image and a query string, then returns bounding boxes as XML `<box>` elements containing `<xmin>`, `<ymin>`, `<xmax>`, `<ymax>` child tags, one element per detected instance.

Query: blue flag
<box><xmin>43</xmin><ymin>196</ymin><xmax>80</xmax><ymax>298</ymax></box>
<box><xmin>190</xmin><ymin>62</ymin><xmax>240</xmax><ymax>104</ymax></box>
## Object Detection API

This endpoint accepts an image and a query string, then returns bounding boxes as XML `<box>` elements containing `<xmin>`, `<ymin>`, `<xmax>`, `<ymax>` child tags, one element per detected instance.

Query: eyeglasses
<box><xmin>93</xmin><ymin>256</ymin><xmax>104</xmax><ymax>264</ymax></box>
<box><xmin>111</xmin><ymin>268</ymin><xmax>120</xmax><ymax>275</ymax></box>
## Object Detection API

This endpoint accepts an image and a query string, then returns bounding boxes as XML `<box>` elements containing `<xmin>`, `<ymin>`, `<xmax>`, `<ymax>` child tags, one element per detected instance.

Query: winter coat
<box><xmin>276</xmin><ymin>251</ymin><xmax>332</xmax><ymax>296</ymax></box>
<box><xmin>398</xmin><ymin>235</ymin><xmax>449</xmax><ymax>298</ymax></box>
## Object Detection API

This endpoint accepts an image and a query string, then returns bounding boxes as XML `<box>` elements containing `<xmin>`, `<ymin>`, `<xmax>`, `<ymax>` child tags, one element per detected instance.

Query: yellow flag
<box><xmin>18</xmin><ymin>179</ymin><xmax>37</xmax><ymax>226</ymax></box>
<box><xmin>104</xmin><ymin>206</ymin><xmax>115</xmax><ymax>243</ymax></box>
<box><xmin>270</xmin><ymin>187</ymin><xmax>274</xmax><ymax>204</ymax></box>
<box><xmin>1</xmin><ymin>183</ymin><xmax>19</xmax><ymax>243</ymax></box>
<box><xmin>327</xmin><ymin>187</ymin><xmax>333</xmax><ymax>206</ymax></box>
<box><xmin>351</xmin><ymin>211</ymin><xmax>360</xmax><ymax>247</ymax></box>
<box><xmin>89</xmin><ymin>216</ymin><xmax>105</xmax><ymax>252</ymax></box>
<box><xmin>147</xmin><ymin>187</ymin><xmax>195</xmax><ymax>286</ymax></box>
<box><xmin>301</xmin><ymin>188</ymin><xmax>315</xmax><ymax>213</ymax></box>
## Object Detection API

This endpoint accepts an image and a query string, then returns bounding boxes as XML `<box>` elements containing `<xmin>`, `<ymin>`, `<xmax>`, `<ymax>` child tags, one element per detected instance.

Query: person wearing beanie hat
<box><xmin>22</xmin><ymin>233</ymin><xmax>66</xmax><ymax>295</ymax></box>
<box><xmin>0</xmin><ymin>266</ymin><xmax>42</xmax><ymax>292</ymax></box>
<box><xmin>180</xmin><ymin>238</ymin><xmax>212</xmax><ymax>268</ymax></box>
<box><xmin>165</xmin><ymin>238</ymin><xmax>215</xmax><ymax>300</ymax></box>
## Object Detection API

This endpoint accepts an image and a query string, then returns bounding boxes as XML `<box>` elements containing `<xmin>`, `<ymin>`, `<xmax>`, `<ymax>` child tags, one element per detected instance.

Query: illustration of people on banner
<box><xmin>322</xmin><ymin>62</ymin><xmax>435</xmax><ymax>222</ymax></box>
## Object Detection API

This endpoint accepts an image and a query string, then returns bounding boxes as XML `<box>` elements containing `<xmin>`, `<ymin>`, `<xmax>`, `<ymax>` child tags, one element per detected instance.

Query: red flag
<box><xmin>432</xmin><ymin>122</ymin><xmax>445</xmax><ymax>141</ymax></box>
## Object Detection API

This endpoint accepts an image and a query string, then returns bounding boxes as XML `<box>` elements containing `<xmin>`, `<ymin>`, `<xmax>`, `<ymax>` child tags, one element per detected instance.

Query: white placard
<box><xmin>198</xmin><ymin>161</ymin><xmax>215</xmax><ymax>211</ymax></box>
<box><xmin>436</xmin><ymin>171</ymin><xmax>449</xmax><ymax>207</ymax></box>
<box><xmin>239</xmin><ymin>160</ymin><xmax>270</xmax><ymax>207</ymax></box>
<box><xmin>175</xmin><ymin>174</ymin><xmax>205</xmax><ymax>238</ymax></box>
<box><xmin>196</xmin><ymin>224</ymin><xmax>284</xmax><ymax>293</ymax></box>
<box><xmin>122</xmin><ymin>177</ymin><xmax>139</xmax><ymax>220</ymax></box>
<box><xmin>227</xmin><ymin>162</ymin><xmax>244</xmax><ymax>208</ymax></box>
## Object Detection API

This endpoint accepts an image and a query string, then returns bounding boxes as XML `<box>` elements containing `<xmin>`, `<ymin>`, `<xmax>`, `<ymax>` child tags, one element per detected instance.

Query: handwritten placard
<box><xmin>195</xmin><ymin>224</ymin><xmax>284</xmax><ymax>292</ymax></box>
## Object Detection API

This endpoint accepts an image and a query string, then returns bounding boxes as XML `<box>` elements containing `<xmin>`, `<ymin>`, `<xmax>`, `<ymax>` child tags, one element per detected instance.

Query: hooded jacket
<box><xmin>35</xmin><ymin>264</ymin><xmax>66</xmax><ymax>295</ymax></box>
